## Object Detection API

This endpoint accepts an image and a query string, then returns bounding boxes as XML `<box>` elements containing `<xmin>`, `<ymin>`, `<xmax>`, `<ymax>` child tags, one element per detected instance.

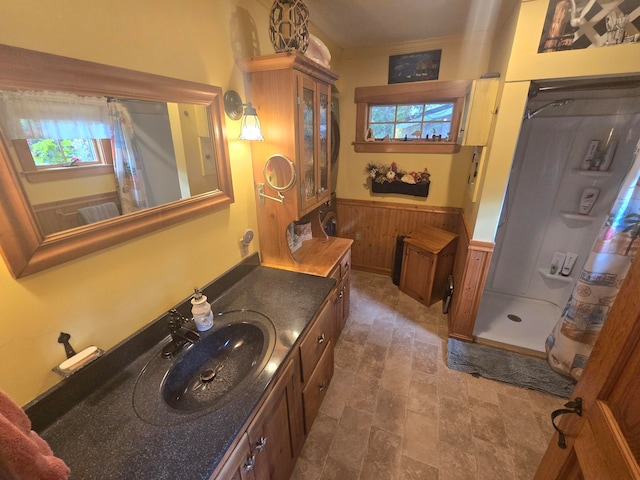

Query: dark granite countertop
<box><xmin>27</xmin><ymin>254</ymin><xmax>335</xmax><ymax>480</ymax></box>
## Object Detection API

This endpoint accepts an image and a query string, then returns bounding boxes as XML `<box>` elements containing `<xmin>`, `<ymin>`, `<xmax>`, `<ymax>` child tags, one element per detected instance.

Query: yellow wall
<box><xmin>461</xmin><ymin>1</ymin><xmax>521</xmax><ymax>233</ymax></box>
<box><xmin>0</xmin><ymin>0</ymin><xmax>279</xmax><ymax>406</ymax></box>
<box><xmin>335</xmin><ymin>32</ymin><xmax>496</xmax><ymax>208</ymax></box>
<box><xmin>473</xmin><ymin>0</ymin><xmax>640</xmax><ymax>241</ymax></box>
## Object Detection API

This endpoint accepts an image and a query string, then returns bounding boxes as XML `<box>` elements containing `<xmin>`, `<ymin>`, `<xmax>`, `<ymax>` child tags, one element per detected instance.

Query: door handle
<box><xmin>551</xmin><ymin>397</ymin><xmax>582</xmax><ymax>449</ymax></box>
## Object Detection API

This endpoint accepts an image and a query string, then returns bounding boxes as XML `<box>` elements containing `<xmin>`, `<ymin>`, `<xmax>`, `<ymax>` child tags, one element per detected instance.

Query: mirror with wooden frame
<box><xmin>0</xmin><ymin>44</ymin><xmax>234</xmax><ymax>278</ymax></box>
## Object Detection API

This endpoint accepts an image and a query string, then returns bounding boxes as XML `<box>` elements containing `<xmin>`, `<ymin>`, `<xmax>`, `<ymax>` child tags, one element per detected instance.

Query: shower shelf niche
<box><xmin>573</xmin><ymin>169</ymin><xmax>612</xmax><ymax>178</ymax></box>
<box><xmin>559</xmin><ymin>211</ymin><xmax>596</xmax><ymax>223</ymax></box>
<box><xmin>538</xmin><ymin>268</ymin><xmax>574</xmax><ymax>283</ymax></box>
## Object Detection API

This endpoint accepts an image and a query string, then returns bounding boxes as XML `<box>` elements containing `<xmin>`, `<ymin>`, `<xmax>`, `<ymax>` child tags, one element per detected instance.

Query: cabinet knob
<box><xmin>317</xmin><ymin>187</ymin><xmax>326</xmax><ymax>194</ymax></box>
<box><xmin>317</xmin><ymin>333</ymin><xmax>325</xmax><ymax>344</ymax></box>
<box><xmin>255</xmin><ymin>436</ymin><xmax>268</xmax><ymax>453</ymax></box>
<box><xmin>319</xmin><ymin>382</ymin><xmax>326</xmax><ymax>391</ymax></box>
<box><xmin>339</xmin><ymin>291</ymin><xmax>343</xmax><ymax>298</ymax></box>
<box><xmin>244</xmin><ymin>455</ymin><xmax>255</xmax><ymax>473</ymax></box>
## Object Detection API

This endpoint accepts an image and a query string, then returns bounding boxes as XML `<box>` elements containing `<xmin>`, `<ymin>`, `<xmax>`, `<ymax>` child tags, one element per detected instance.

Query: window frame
<box><xmin>13</xmin><ymin>138</ymin><xmax>114</xmax><ymax>183</ymax></box>
<box><xmin>353</xmin><ymin>80</ymin><xmax>469</xmax><ymax>154</ymax></box>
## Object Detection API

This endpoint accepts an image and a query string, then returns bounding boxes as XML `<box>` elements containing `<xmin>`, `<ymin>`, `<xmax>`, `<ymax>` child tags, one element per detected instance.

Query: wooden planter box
<box><xmin>371</xmin><ymin>181</ymin><xmax>430</xmax><ymax>197</ymax></box>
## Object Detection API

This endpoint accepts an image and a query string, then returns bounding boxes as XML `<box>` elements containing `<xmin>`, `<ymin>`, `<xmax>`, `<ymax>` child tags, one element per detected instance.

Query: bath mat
<box><xmin>446</xmin><ymin>338</ymin><xmax>575</xmax><ymax>398</ymax></box>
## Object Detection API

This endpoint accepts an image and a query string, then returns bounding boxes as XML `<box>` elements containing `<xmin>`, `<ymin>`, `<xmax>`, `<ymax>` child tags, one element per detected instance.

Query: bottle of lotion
<box><xmin>578</xmin><ymin>187</ymin><xmax>600</xmax><ymax>215</ymax></box>
<box><xmin>191</xmin><ymin>288</ymin><xmax>214</xmax><ymax>331</ymax></box>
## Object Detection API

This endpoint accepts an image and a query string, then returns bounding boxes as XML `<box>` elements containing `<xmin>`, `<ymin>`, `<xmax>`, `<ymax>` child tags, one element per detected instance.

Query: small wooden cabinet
<box><xmin>399</xmin><ymin>225</ymin><xmax>457</xmax><ymax>307</ymax></box>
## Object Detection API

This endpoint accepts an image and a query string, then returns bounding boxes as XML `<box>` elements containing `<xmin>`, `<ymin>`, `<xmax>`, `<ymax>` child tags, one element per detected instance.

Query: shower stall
<box><xmin>473</xmin><ymin>79</ymin><xmax>640</xmax><ymax>354</ymax></box>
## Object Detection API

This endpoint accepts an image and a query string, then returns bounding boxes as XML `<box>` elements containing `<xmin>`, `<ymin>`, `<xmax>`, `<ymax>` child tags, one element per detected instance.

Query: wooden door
<box><xmin>399</xmin><ymin>244</ymin><xmax>434</xmax><ymax>304</ymax></box>
<box><xmin>213</xmin><ymin>433</ymin><xmax>256</xmax><ymax>480</ymax></box>
<box><xmin>534</xmin><ymin>255</ymin><xmax>640</xmax><ymax>479</ymax></box>
<box><xmin>247</xmin><ymin>357</ymin><xmax>300</xmax><ymax>480</ymax></box>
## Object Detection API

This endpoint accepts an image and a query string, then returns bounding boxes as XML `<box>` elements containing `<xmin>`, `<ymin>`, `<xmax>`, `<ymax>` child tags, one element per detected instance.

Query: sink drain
<box><xmin>507</xmin><ymin>314</ymin><xmax>522</xmax><ymax>323</ymax></box>
<box><xmin>199</xmin><ymin>364</ymin><xmax>224</xmax><ymax>383</ymax></box>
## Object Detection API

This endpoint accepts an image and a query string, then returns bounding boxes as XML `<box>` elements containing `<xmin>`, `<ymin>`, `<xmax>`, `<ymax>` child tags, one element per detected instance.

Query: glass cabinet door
<box><xmin>298</xmin><ymin>75</ymin><xmax>332</xmax><ymax>215</ymax></box>
<box><xmin>318</xmin><ymin>84</ymin><xmax>330</xmax><ymax>201</ymax></box>
<box><xmin>301</xmin><ymin>76</ymin><xmax>316</xmax><ymax>210</ymax></box>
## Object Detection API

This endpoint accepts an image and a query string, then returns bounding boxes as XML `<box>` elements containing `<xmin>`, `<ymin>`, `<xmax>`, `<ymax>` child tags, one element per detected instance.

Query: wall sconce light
<box><xmin>223</xmin><ymin>90</ymin><xmax>264</xmax><ymax>141</ymax></box>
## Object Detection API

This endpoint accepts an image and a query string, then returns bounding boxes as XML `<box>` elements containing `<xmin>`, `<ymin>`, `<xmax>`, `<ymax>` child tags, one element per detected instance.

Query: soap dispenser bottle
<box><xmin>191</xmin><ymin>288</ymin><xmax>214</xmax><ymax>331</ymax></box>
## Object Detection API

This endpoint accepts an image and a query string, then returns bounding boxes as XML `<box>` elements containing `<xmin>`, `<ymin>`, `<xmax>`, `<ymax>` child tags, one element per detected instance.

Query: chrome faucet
<box><xmin>161</xmin><ymin>309</ymin><xmax>200</xmax><ymax>359</ymax></box>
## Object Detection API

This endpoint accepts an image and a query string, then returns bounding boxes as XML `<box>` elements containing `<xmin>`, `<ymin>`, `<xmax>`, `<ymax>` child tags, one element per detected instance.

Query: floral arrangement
<box><xmin>365</xmin><ymin>162</ymin><xmax>430</xmax><ymax>185</ymax></box>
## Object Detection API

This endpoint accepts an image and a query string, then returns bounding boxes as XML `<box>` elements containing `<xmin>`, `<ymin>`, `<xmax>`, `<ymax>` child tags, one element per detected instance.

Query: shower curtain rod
<box><xmin>530</xmin><ymin>77</ymin><xmax>640</xmax><ymax>97</ymax></box>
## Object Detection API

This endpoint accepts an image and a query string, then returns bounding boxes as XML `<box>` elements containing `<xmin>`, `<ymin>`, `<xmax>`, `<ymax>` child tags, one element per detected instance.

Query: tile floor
<box><xmin>291</xmin><ymin>270</ymin><xmax>566</xmax><ymax>480</ymax></box>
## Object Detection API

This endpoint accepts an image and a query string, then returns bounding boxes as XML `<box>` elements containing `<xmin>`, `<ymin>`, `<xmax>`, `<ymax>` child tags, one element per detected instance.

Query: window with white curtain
<box><xmin>0</xmin><ymin>90</ymin><xmax>113</xmax><ymax>182</ymax></box>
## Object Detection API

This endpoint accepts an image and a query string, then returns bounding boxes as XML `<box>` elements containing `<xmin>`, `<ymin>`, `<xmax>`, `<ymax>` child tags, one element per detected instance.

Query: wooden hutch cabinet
<box><xmin>239</xmin><ymin>52</ymin><xmax>350</xmax><ymax>276</ymax></box>
<box><xmin>240</xmin><ymin>52</ymin><xmax>336</xmax><ymax>219</ymax></box>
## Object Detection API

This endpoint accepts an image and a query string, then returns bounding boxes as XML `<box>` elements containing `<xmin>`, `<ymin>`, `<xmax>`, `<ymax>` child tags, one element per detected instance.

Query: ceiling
<box><xmin>304</xmin><ymin>0</ymin><xmax>519</xmax><ymax>49</ymax></box>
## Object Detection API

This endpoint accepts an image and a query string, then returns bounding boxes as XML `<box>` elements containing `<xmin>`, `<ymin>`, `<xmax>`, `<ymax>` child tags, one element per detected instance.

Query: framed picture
<box><xmin>538</xmin><ymin>0</ymin><xmax>640</xmax><ymax>53</ymax></box>
<box><xmin>388</xmin><ymin>49</ymin><xmax>441</xmax><ymax>84</ymax></box>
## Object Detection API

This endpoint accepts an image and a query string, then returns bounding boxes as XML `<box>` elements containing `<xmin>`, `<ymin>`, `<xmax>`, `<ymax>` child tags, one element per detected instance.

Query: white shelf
<box><xmin>573</xmin><ymin>168</ymin><xmax>612</xmax><ymax>178</ymax></box>
<box><xmin>559</xmin><ymin>211</ymin><xmax>596</xmax><ymax>222</ymax></box>
<box><xmin>538</xmin><ymin>268</ymin><xmax>574</xmax><ymax>284</ymax></box>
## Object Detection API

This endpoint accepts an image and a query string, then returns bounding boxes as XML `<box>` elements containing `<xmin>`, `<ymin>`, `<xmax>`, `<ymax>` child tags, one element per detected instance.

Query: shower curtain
<box><xmin>546</xmin><ymin>140</ymin><xmax>640</xmax><ymax>380</ymax></box>
<box><xmin>108</xmin><ymin>100</ymin><xmax>149</xmax><ymax>214</ymax></box>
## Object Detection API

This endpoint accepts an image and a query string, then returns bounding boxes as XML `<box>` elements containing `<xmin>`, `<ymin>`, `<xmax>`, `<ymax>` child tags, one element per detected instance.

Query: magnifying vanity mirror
<box><xmin>0</xmin><ymin>44</ymin><xmax>233</xmax><ymax>278</ymax></box>
<box><xmin>258</xmin><ymin>154</ymin><xmax>296</xmax><ymax>204</ymax></box>
<box><xmin>264</xmin><ymin>154</ymin><xmax>296</xmax><ymax>191</ymax></box>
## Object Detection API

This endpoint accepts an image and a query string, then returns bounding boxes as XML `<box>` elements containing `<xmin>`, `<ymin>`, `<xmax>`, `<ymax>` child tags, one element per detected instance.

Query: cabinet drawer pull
<box><xmin>255</xmin><ymin>436</ymin><xmax>267</xmax><ymax>453</ymax></box>
<box><xmin>244</xmin><ymin>455</ymin><xmax>255</xmax><ymax>473</ymax></box>
<box><xmin>317</xmin><ymin>333</ymin><xmax>325</xmax><ymax>344</ymax></box>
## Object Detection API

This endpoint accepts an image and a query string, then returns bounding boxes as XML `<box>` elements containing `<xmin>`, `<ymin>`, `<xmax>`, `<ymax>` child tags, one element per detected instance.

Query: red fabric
<box><xmin>0</xmin><ymin>390</ymin><xmax>69</xmax><ymax>480</ymax></box>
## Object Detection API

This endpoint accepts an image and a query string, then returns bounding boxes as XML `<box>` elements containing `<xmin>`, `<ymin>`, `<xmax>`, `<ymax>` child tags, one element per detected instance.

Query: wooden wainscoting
<box><xmin>335</xmin><ymin>198</ymin><xmax>494</xmax><ymax>342</ymax></box>
<box><xmin>449</xmin><ymin>214</ymin><xmax>494</xmax><ymax>342</ymax></box>
<box><xmin>32</xmin><ymin>192</ymin><xmax>120</xmax><ymax>236</ymax></box>
<box><xmin>335</xmin><ymin>198</ymin><xmax>459</xmax><ymax>274</ymax></box>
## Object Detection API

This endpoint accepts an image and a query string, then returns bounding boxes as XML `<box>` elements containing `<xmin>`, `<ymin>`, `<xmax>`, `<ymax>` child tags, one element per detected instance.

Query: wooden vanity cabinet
<box><xmin>213</xmin><ymin>295</ymin><xmax>338</xmax><ymax>480</ymax></box>
<box><xmin>246</xmin><ymin>357</ymin><xmax>301</xmax><ymax>480</ymax></box>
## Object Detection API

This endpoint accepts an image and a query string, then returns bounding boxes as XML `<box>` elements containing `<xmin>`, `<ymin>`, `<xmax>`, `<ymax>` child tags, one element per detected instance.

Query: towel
<box><xmin>0</xmin><ymin>390</ymin><xmax>69</xmax><ymax>480</ymax></box>
<box><xmin>77</xmin><ymin>202</ymin><xmax>120</xmax><ymax>225</ymax></box>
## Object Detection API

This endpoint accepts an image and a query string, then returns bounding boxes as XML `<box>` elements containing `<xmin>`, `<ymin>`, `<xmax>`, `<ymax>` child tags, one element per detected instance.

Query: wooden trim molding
<box><xmin>448</xmin><ymin>220</ymin><xmax>494</xmax><ymax>342</ymax></box>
